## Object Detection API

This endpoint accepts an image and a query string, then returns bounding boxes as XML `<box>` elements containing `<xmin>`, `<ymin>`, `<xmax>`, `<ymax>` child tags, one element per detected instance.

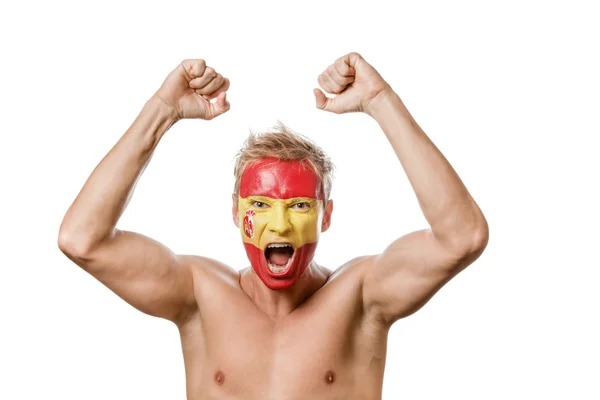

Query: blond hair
<box><xmin>233</xmin><ymin>121</ymin><xmax>334</xmax><ymax>202</ymax></box>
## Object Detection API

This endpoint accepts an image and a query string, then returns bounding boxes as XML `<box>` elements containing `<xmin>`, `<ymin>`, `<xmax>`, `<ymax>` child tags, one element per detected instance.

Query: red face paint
<box><xmin>244</xmin><ymin>242</ymin><xmax>318</xmax><ymax>290</ymax></box>
<box><xmin>240</xmin><ymin>158</ymin><xmax>323</xmax><ymax>200</ymax></box>
<box><xmin>243</xmin><ymin>210</ymin><xmax>255</xmax><ymax>238</ymax></box>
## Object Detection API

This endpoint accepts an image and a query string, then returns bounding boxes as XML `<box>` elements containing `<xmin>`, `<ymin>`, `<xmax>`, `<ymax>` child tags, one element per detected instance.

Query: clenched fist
<box><xmin>154</xmin><ymin>59</ymin><xmax>230</xmax><ymax>120</ymax></box>
<box><xmin>314</xmin><ymin>52</ymin><xmax>392</xmax><ymax>116</ymax></box>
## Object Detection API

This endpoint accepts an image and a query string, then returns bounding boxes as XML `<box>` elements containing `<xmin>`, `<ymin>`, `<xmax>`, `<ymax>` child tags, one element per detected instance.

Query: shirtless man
<box><xmin>58</xmin><ymin>52</ymin><xmax>489</xmax><ymax>399</ymax></box>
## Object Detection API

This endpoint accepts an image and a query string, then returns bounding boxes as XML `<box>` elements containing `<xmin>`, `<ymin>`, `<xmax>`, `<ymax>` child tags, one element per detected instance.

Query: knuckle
<box><xmin>192</xmin><ymin>65</ymin><xmax>206</xmax><ymax>76</ymax></box>
<box><xmin>181</xmin><ymin>58</ymin><xmax>205</xmax><ymax>70</ymax></box>
<box><xmin>210</xmin><ymin>77</ymin><xmax>222</xmax><ymax>88</ymax></box>
<box><xmin>341</xmin><ymin>63</ymin><xmax>351</xmax><ymax>75</ymax></box>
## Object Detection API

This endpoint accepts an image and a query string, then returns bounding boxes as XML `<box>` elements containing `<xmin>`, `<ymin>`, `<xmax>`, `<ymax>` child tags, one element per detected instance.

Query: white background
<box><xmin>1</xmin><ymin>0</ymin><xmax>598</xmax><ymax>399</ymax></box>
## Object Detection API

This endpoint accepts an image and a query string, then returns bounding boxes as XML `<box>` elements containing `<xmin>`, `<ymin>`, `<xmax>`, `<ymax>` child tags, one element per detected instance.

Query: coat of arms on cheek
<box><xmin>243</xmin><ymin>210</ymin><xmax>256</xmax><ymax>239</ymax></box>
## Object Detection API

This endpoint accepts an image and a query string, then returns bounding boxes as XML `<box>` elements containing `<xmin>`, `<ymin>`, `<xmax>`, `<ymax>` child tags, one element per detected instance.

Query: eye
<box><xmin>252</xmin><ymin>201</ymin><xmax>269</xmax><ymax>209</ymax></box>
<box><xmin>291</xmin><ymin>202</ymin><xmax>311</xmax><ymax>210</ymax></box>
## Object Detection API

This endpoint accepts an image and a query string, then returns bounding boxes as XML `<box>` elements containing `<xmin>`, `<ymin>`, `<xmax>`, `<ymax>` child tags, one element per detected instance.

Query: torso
<box><xmin>177</xmin><ymin>256</ymin><xmax>389</xmax><ymax>400</ymax></box>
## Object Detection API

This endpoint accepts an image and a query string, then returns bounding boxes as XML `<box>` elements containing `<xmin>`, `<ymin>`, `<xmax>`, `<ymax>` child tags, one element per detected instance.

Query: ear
<box><xmin>232</xmin><ymin>193</ymin><xmax>240</xmax><ymax>228</ymax></box>
<box><xmin>321</xmin><ymin>199</ymin><xmax>334</xmax><ymax>232</ymax></box>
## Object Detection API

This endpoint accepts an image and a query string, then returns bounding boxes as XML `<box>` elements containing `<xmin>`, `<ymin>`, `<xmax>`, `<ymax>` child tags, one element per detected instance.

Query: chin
<box><xmin>243</xmin><ymin>242</ymin><xmax>318</xmax><ymax>290</ymax></box>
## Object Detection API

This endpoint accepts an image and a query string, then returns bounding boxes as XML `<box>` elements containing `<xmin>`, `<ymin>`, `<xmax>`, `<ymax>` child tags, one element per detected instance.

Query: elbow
<box><xmin>464</xmin><ymin>217</ymin><xmax>490</xmax><ymax>257</ymax></box>
<box><xmin>475</xmin><ymin>214</ymin><xmax>490</xmax><ymax>245</ymax></box>
<box><xmin>57</xmin><ymin>227</ymin><xmax>101</xmax><ymax>261</ymax></box>
<box><xmin>58</xmin><ymin>225</ymin><xmax>117</xmax><ymax>261</ymax></box>
<box><xmin>441</xmin><ymin>216</ymin><xmax>489</xmax><ymax>260</ymax></box>
<box><xmin>437</xmin><ymin>211</ymin><xmax>490</xmax><ymax>251</ymax></box>
<box><xmin>58</xmin><ymin>230</ymin><xmax>90</xmax><ymax>258</ymax></box>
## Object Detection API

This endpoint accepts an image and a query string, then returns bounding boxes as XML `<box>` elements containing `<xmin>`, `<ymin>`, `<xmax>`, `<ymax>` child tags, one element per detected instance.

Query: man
<box><xmin>58</xmin><ymin>52</ymin><xmax>489</xmax><ymax>399</ymax></box>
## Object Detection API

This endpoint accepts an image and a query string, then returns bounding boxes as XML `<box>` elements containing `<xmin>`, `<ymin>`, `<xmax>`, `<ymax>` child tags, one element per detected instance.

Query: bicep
<box><xmin>363</xmin><ymin>229</ymin><xmax>485</xmax><ymax>325</ymax></box>
<box><xmin>61</xmin><ymin>229</ymin><xmax>197</xmax><ymax>324</ymax></box>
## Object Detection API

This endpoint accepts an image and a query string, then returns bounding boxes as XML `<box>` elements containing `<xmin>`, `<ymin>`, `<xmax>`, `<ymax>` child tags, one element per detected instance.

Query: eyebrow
<box><xmin>247</xmin><ymin>196</ymin><xmax>317</xmax><ymax>204</ymax></box>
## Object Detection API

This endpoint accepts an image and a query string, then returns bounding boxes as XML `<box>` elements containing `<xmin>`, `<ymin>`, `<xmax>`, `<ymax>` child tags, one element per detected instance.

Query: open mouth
<box><xmin>264</xmin><ymin>243</ymin><xmax>295</xmax><ymax>274</ymax></box>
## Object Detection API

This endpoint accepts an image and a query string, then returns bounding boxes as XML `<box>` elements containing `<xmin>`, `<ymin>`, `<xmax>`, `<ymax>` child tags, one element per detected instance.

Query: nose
<box><xmin>268</xmin><ymin>203</ymin><xmax>292</xmax><ymax>235</ymax></box>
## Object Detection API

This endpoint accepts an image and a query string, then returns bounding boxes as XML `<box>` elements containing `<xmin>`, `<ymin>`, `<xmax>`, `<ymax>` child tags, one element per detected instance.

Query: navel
<box><xmin>325</xmin><ymin>370</ymin><xmax>335</xmax><ymax>384</ymax></box>
<box><xmin>214</xmin><ymin>370</ymin><xmax>225</xmax><ymax>386</ymax></box>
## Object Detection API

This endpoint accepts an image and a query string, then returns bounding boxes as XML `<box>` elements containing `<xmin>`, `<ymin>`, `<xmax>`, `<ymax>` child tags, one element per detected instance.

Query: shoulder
<box><xmin>174</xmin><ymin>255</ymin><xmax>244</xmax><ymax>327</ymax></box>
<box><xmin>178</xmin><ymin>254</ymin><xmax>241</xmax><ymax>289</ymax></box>
<box><xmin>318</xmin><ymin>255</ymin><xmax>376</xmax><ymax>299</ymax></box>
<box><xmin>326</xmin><ymin>255</ymin><xmax>375</xmax><ymax>284</ymax></box>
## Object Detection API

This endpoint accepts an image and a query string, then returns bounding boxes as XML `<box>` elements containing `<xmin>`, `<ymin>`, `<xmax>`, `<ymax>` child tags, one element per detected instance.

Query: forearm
<box><xmin>59</xmin><ymin>96</ymin><xmax>179</xmax><ymax>252</ymax></box>
<box><xmin>369</xmin><ymin>89</ymin><xmax>488</xmax><ymax>251</ymax></box>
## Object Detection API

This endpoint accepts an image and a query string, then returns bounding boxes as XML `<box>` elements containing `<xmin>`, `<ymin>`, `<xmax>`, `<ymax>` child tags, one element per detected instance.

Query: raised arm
<box><xmin>58</xmin><ymin>59</ymin><xmax>231</xmax><ymax>325</ymax></box>
<box><xmin>314</xmin><ymin>52</ymin><xmax>489</xmax><ymax>326</ymax></box>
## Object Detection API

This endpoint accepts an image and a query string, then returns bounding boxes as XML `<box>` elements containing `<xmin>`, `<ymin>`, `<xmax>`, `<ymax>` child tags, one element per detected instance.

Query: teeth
<box><xmin>265</xmin><ymin>243</ymin><xmax>294</xmax><ymax>273</ymax></box>
<box><xmin>267</xmin><ymin>243</ymin><xmax>293</xmax><ymax>249</ymax></box>
<box><xmin>267</xmin><ymin>257</ymin><xmax>293</xmax><ymax>273</ymax></box>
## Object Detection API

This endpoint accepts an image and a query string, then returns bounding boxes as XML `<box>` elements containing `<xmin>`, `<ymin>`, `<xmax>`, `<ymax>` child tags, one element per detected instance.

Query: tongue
<box><xmin>268</xmin><ymin>249</ymin><xmax>292</xmax><ymax>266</ymax></box>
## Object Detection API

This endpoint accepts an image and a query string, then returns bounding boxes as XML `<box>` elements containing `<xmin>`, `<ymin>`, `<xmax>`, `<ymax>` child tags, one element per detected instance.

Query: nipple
<box><xmin>325</xmin><ymin>370</ymin><xmax>335</xmax><ymax>384</ymax></box>
<box><xmin>214</xmin><ymin>370</ymin><xmax>225</xmax><ymax>386</ymax></box>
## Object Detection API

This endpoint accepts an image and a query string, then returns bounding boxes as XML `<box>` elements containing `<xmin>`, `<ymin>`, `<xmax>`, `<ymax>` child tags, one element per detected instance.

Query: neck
<box><xmin>240</xmin><ymin>261</ymin><xmax>331</xmax><ymax>320</ymax></box>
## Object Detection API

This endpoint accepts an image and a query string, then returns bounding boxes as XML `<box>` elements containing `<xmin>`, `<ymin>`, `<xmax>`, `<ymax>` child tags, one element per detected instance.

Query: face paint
<box><xmin>243</xmin><ymin>210</ymin><xmax>255</xmax><ymax>239</ymax></box>
<box><xmin>237</xmin><ymin>158</ymin><xmax>324</xmax><ymax>290</ymax></box>
<box><xmin>239</xmin><ymin>158</ymin><xmax>324</xmax><ymax>200</ymax></box>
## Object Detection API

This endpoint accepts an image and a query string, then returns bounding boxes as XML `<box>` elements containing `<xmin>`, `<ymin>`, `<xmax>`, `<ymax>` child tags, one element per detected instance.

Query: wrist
<box><xmin>365</xmin><ymin>86</ymin><xmax>402</xmax><ymax>120</ymax></box>
<box><xmin>147</xmin><ymin>94</ymin><xmax>181</xmax><ymax>124</ymax></box>
<box><xmin>128</xmin><ymin>95</ymin><xmax>180</xmax><ymax>153</ymax></box>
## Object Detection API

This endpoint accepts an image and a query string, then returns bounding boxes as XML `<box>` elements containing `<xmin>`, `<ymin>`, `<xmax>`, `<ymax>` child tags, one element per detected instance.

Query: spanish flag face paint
<box><xmin>237</xmin><ymin>158</ymin><xmax>325</xmax><ymax>290</ymax></box>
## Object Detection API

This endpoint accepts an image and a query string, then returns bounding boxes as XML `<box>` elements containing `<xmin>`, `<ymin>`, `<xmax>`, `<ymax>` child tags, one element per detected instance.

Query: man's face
<box><xmin>233</xmin><ymin>158</ymin><xmax>332</xmax><ymax>290</ymax></box>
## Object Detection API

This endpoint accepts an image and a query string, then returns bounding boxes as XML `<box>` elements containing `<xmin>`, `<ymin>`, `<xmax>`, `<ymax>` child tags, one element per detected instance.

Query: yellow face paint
<box><xmin>238</xmin><ymin>196</ymin><xmax>323</xmax><ymax>251</ymax></box>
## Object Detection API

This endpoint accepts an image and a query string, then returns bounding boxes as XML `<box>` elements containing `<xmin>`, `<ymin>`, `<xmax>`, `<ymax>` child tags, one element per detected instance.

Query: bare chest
<box><xmin>179</xmin><ymin>279</ymin><xmax>386</xmax><ymax>399</ymax></box>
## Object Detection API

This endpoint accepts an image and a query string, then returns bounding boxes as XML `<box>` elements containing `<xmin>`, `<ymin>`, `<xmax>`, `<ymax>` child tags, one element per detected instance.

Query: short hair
<box><xmin>233</xmin><ymin>121</ymin><xmax>334</xmax><ymax>202</ymax></box>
